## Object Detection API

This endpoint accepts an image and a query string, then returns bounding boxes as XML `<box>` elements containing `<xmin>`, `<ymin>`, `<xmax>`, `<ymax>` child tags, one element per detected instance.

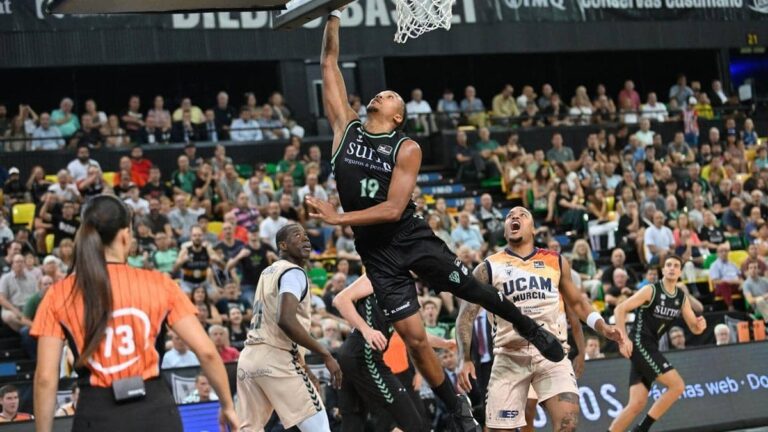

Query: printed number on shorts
<box><xmin>359</xmin><ymin>178</ymin><xmax>379</xmax><ymax>198</ymax></box>
<box><xmin>103</xmin><ymin>325</ymin><xmax>136</xmax><ymax>358</ymax></box>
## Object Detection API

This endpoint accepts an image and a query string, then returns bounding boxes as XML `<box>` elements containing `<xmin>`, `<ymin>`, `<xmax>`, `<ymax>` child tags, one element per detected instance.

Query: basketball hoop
<box><xmin>393</xmin><ymin>0</ymin><xmax>454</xmax><ymax>44</ymax></box>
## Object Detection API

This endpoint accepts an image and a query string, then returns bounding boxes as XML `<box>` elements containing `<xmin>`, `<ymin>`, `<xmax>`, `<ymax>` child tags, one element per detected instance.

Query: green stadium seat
<box><xmin>236</xmin><ymin>164</ymin><xmax>253</xmax><ymax>179</ymax></box>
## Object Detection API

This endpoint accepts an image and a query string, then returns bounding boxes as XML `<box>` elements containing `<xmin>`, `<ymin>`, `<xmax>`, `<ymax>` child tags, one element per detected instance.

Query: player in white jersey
<box><xmin>236</xmin><ymin>223</ymin><xmax>342</xmax><ymax>432</ymax></box>
<box><xmin>456</xmin><ymin>207</ymin><xmax>623</xmax><ymax>431</ymax></box>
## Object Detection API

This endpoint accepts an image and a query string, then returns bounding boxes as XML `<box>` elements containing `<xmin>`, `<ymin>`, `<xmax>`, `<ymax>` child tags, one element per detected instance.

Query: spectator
<box><xmin>451</xmin><ymin>211</ymin><xmax>484</xmax><ymax>254</ymax></box>
<box><xmin>667</xmin><ymin>131</ymin><xmax>695</xmax><ymax>165</ymax></box>
<box><xmin>422</xmin><ymin>299</ymin><xmax>445</xmax><ymax>338</ymax></box>
<box><xmin>259</xmin><ymin>202</ymin><xmax>288</xmax><ymax>250</ymax></box>
<box><xmin>102</xmin><ymin>114</ymin><xmax>129</xmax><ymax>147</ymax></box>
<box><xmin>276</xmin><ymin>145</ymin><xmax>305</xmax><ymax>187</ymax></box>
<box><xmin>298</xmin><ymin>173</ymin><xmax>328</xmax><ymax>205</ymax></box>
<box><xmin>268</xmin><ymin>91</ymin><xmax>292</xmax><ymax>123</ymax></box>
<box><xmin>436</xmin><ymin>88</ymin><xmax>460</xmax><ymax>127</ymax></box>
<box><xmin>243</xmin><ymin>175</ymin><xmax>270</xmax><ymax>210</ymax></box>
<box><xmin>618</xmin><ymin>96</ymin><xmax>639</xmax><ymax>124</ymax></box>
<box><xmin>683</xmin><ymin>96</ymin><xmax>700</xmax><ymax>146</ymax></box>
<box><xmin>54</xmin><ymin>383</ymin><xmax>79</xmax><ymax>417</ymax></box>
<box><xmin>669</xmin><ymin>74</ymin><xmax>694</xmax><ymax>108</ymax></box>
<box><xmin>542</xmin><ymin>93</ymin><xmax>571</xmax><ymax>126</ymax></box>
<box><xmin>477</xmin><ymin>193</ymin><xmax>504</xmax><ymax>248</ymax></box>
<box><xmin>168</xmin><ymin>193</ymin><xmax>202</xmax><ymax>240</ymax></box>
<box><xmin>50</xmin><ymin>97</ymin><xmax>79</xmax><ymax>139</ymax></box>
<box><xmin>258</xmin><ymin>105</ymin><xmax>288</xmax><ymax>140</ymax></box>
<box><xmin>633</xmin><ymin>118</ymin><xmax>655</xmax><ymax>147</ymax></box>
<box><xmin>129</xmin><ymin>146</ymin><xmax>152</xmax><ymax>187</ymax></box>
<box><xmin>66</xmin><ymin>145</ymin><xmax>100</xmax><ymax>183</ymax></box>
<box><xmin>592</xmin><ymin>95</ymin><xmax>616</xmax><ymax>124</ymax></box>
<box><xmin>2</xmin><ymin>167</ymin><xmax>28</xmax><ymax>208</ymax></box>
<box><xmin>714</xmin><ymin>324</ymin><xmax>731</xmax><ymax>345</ymax></box>
<box><xmin>428</xmin><ymin>213</ymin><xmax>454</xmax><ymax>252</ymax></box>
<box><xmin>455</xmin><ymin>130</ymin><xmax>486</xmax><ymax>181</ymax></box>
<box><xmin>742</xmin><ymin>118</ymin><xmax>759</xmax><ymax>147</ymax></box>
<box><xmin>150</xmin><ymin>232</ymin><xmax>178</xmax><ymax>275</ymax></box>
<box><xmin>120</xmin><ymin>95</ymin><xmax>144</xmax><ymax>143</ymax></box>
<box><xmin>546</xmin><ymin>132</ymin><xmax>576</xmax><ymax>170</ymax></box>
<box><xmin>215</xmin><ymin>282</ymin><xmax>252</xmax><ymax>322</ymax></box>
<box><xmin>516</xmin><ymin>85</ymin><xmax>536</xmax><ymax>111</ymax></box>
<box><xmin>709</xmin><ymin>80</ymin><xmax>728</xmax><ymax>107</ymax></box>
<box><xmin>30</xmin><ymin>112</ymin><xmax>65</xmax><ymax>151</ymax></box>
<box><xmin>77</xmin><ymin>165</ymin><xmax>110</xmax><ymax>200</ymax></box>
<box><xmin>721</xmin><ymin>197</ymin><xmax>746</xmax><ymax>235</ymax></box>
<box><xmin>584</xmin><ymin>335</ymin><xmax>604</xmax><ymax>360</ymax></box>
<box><xmin>144</xmin><ymin>196</ymin><xmax>173</xmax><ymax>242</ymax></box>
<box><xmin>171</xmin><ymin>110</ymin><xmax>203</xmax><ymax>143</ymax></box>
<box><xmin>319</xmin><ymin>318</ymin><xmax>343</xmax><ymax>350</ymax></box>
<box><xmin>69</xmin><ymin>114</ymin><xmax>103</xmax><ymax>149</ymax></box>
<box><xmin>183</xmin><ymin>373</ymin><xmax>218</xmax><ymax>403</ymax></box>
<box><xmin>694</xmin><ymin>93</ymin><xmax>714</xmax><ymax>120</ymax></box>
<box><xmin>640</xmin><ymin>92</ymin><xmax>668</xmax><ymax>123</ymax></box>
<box><xmin>226</xmin><ymin>230</ymin><xmax>277</xmax><ymax>302</ymax></box>
<box><xmin>215</xmin><ymin>222</ymin><xmax>245</xmax><ymax>263</ymax></box>
<box><xmin>228</xmin><ymin>105</ymin><xmax>262</xmax><ymax>142</ymax></box>
<box><xmin>228</xmin><ymin>193</ymin><xmax>258</xmax><ymax>233</ymax></box>
<box><xmin>217</xmin><ymin>163</ymin><xmax>242</xmax><ymax>212</ymax></box>
<box><xmin>709</xmin><ymin>243</ymin><xmax>743</xmax><ymax>311</ymax></box>
<box><xmin>537</xmin><ymin>83</ymin><xmax>554</xmax><ymax>110</ymax></box>
<box><xmin>209</xmin><ymin>324</ymin><xmax>239</xmax><ymax>362</ymax></box>
<box><xmin>0</xmin><ymin>254</ymin><xmax>37</xmax><ymax>333</ymax></box>
<box><xmin>519</xmin><ymin>101</ymin><xmax>542</xmax><ymax>128</ymax></box>
<box><xmin>4</xmin><ymin>115</ymin><xmax>30</xmax><ymax>152</ymax></box>
<box><xmin>474</xmin><ymin>127</ymin><xmax>503</xmax><ymax>178</ymax></box>
<box><xmin>668</xmin><ymin>326</ymin><xmax>686</xmax><ymax>350</ymax></box>
<box><xmin>491</xmin><ymin>84</ymin><xmax>519</xmax><ymax>120</ymax></box>
<box><xmin>213</xmin><ymin>91</ymin><xmax>236</xmax><ymax>140</ymax></box>
<box><xmin>743</xmin><ymin>261</ymin><xmax>768</xmax><ymax>320</ymax></box>
<box><xmin>146</xmin><ymin>95</ymin><xmax>171</xmax><ymax>130</ymax></box>
<box><xmin>605</xmin><ymin>268</ymin><xmax>634</xmax><ymax>307</ymax></box>
<box><xmin>644</xmin><ymin>211</ymin><xmax>674</xmax><ymax>265</ymax></box>
<box><xmin>601</xmin><ymin>248</ymin><xmax>638</xmax><ymax>292</ymax></box>
<box><xmin>173</xmin><ymin>97</ymin><xmax>204</xmax><ymax>124</ymax></box>
<box><xmin>741</xmin><ymin>244</ymin><xmax>767</xmax><ymax>277</ymax></box>
<box><xmin>618</xmin><ymin>79</ymin><xmax>641</xmax><ymax>111</ymax></box>
<box><xmin>123</xmin><ymin>184</ymin><xmax>149</xmax><ymax>216</ymax></box>
<box><xmin>39</xmin><ymin>196</ymin><xmax>80</xmax><ymax>248</ymax></box>
<box><xmin>460</xmin><ymin>85</ymin><xmax>487</xmax><ymax>128</ymax></box>
<box><xmin>171</xmin><ymin>155</ymin><xmax>196</xmax><ymax>195</ymax></box>
<box><xmin>335</xmin><ymin>225</ymin><xmax>360</xmax><ymax>261</ymax></box>
<box><xmin>160</xmin><ymin>330</ymin><xmax>201</xmax><ymax>369</ymax></box>
<box><xmin>209</xmin><ymin>144</ymin><xmax>233</xmax><ymax>176</ymax></box>
<box><xmin>0</xmin><ymin>385</ymin><xmax>33</xmax><ymax>422</ymax></box>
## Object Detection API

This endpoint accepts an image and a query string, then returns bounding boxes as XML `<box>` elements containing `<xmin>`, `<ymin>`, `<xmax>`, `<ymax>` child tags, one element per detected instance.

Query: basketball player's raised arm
<box><xmin>559</xmin><ymin>258</ymin><xmax>623</xmax><ymax>344</ymax></box>
<box><xmin>455</xmin><ymin>263</ymin><xmax>486</xmax><ymax>393</ymax></box>
<box><xmin>680</xmin><ymin>295</ymin><xmax>707</xmax><ymax>335</ymax></box>
<box><xmin>332</xmin><ymin>275</ymin><xmax>389</xmax><ymax>351</ymax></box>
<box><xmin>613</xmin><ymin>285</ymin><xmax>653</xmax><ymax>358</ymax></box>
<box><xmin>322</xmin><ymin>15</ymin><xmax>359</xmax><ymax>142</ymax></box>
<box><xmin>307</xmin><ymin>141</ymin><xmax>422</xmax><ymax>225</ymax></box>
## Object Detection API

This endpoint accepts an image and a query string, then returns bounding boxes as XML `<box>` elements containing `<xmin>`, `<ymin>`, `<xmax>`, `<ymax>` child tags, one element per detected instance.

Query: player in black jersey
<box><xmin>609</xmin><ymin>256</ymin><xmax>707</xmax><ymax>432</ymax></box>
<box><xmin>333</xmin><ymin>275</ymin><xmax>456</xmax><ymax>432</ymax></box>
<box><xmin>306</xmin><ymin>10</ymin><xmax>563</xmax><ymax>432</ymax></box>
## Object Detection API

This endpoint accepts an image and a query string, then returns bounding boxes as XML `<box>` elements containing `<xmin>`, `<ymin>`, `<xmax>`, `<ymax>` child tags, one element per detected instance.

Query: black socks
<box><xmin>431</xmin><ymin>376</ymin><xmax>459</xmax><ymax>411</ymax></box>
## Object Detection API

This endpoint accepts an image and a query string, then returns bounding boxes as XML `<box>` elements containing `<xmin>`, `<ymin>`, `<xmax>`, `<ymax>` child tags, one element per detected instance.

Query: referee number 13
<box><xmin>360</xmin><ymin>178</ymin><xmax>379</xmax><ymax>198</ymax></box>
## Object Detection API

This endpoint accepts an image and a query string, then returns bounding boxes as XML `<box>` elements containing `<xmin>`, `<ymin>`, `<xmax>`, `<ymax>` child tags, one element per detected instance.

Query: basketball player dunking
<box><xmin>456</xmin><ymin>207</ymin><xmax>623</xmax><ymax>431</ymax></box>
<box><xmin>306</xmin><ymin>11</ymin><xmax>564</xmax><ymax>431</ymax></box>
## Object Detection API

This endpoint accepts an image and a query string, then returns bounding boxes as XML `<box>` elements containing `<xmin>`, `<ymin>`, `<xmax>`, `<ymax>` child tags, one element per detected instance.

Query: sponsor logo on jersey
<box><xmin>377</xmin><ymin>144</ymin><xmax>393</xmax><ymax>155</ymax></box>
<box><xmin>449</xmin><ymin>271</ymin><xmax>460</xmax><ymax>284</ymax></box>
<box><xmin>653</xmin><ymin>304</ymin><xmax>681</xmax><ymax>319</ymax></box>
<box><xmin>383</xmin><ymin>301</ymin><xmax>412</xmax><ymax>317</ymax></box>
<box><xmin>534</xmin><ymin>260</ymin><xmax>545</xmax><ymax>269</ymax></box>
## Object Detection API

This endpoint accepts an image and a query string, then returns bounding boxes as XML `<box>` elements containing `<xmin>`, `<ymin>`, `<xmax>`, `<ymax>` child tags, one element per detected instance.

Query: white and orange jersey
<box><xmin>485</xmin><ymin>247</ymin><xmax>569</xmax><ymax>353</ymax></box>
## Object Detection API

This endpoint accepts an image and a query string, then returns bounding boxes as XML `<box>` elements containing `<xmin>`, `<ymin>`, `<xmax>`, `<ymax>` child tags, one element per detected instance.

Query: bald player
<box><xmin>456</xmin><ymin>207</ymin><xmax>623</xmax><ymax>431</ymax></box>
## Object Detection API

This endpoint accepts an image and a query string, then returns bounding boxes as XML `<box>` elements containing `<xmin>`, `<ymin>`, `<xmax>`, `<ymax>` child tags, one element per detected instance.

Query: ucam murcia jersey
<box><xmin>485</xmin><ymin>248</ymin><xmax>569</xmax><ymax>353</ymax></box>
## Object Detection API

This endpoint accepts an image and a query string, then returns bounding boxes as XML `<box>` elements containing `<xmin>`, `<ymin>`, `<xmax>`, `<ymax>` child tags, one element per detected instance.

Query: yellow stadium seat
<box><xmin>208</xmin><ymin>221</ymin><xmax>223</xmax><ymax>236</ymax></box>
<box><xmin>12</xmin><ymin>203</ymin><xmax>36</xmax><ymax>228</ymax></box>
<box><xmin>46</xmin><ymin>234</ymin><xmax>55</xmax><ymax>254</ymax></box>
<box><xmin>728</xmin><ymin>250</ymin><xmax>749</xmax><ymax>268</ymax></box>
<box><xmin>45</xmin><ymin>174</ymin><xmax>58</xmax><ymax>183</ymax></box>
<box><xmin>606</xmin><ymin>196</ymin><xmax>615</xmax><ymax>212</ymax></box>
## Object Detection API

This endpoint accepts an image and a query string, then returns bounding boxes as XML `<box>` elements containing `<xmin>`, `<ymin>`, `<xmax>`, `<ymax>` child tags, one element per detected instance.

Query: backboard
<box><xmin>44</xmin><ymin>0</ymin><xmax>288</xmax><ymax>14</ymax></box>
<box><xmin>270</xmin><ymin>0</ymin><xmax>356</xmax><ymax>30</ymax></box>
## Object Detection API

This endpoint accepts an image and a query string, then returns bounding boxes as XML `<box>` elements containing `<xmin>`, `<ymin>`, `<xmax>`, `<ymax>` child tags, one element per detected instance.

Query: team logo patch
<box><xmin>534</xmin><ymin>261</ymin><xmax>545</xmax><ymax>269</ymax></box>
<box><xmin>377</xmin><ymin>144</ymin><xmax>393</xmax><ymax>155</ymax></box>
<box><xmin>661</xmin><ymin>294</ymin><xmax>666</xmax><ymax>300</ymax></box>
<box><xmin>498</xmin><ymin>410</ymin><xmax>519</xmax><ymax>419</ymax></box>
<box><xmin>454</xmin><ymin>258</ymin><xmax>463</xmax><ymax>268</ymax></box>
<box><xmin>449</xmin><ymin>271</ymin><xmax>460</xmax><ymax>284</ymax></box>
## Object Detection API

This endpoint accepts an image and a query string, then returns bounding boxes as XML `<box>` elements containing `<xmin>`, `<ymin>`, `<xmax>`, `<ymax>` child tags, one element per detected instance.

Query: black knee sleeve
<box><xmin>452</xmin><ymin>276</ymin><xmax>536</xmax><ymax>335</ymax></box>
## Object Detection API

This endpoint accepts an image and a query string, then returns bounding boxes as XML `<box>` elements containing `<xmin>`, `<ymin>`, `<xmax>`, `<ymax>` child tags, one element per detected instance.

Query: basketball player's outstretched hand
<box><xmin>457</xmin><ymin>360</ymin><xmax>476</xmax><ymax>393</ymax></box>
<box><xmin>599</xmin><ymin>324</ymin><xmax>624</xmax><ymax>344</ymax></box>
<box><xmin>362</xmin><ymin>328</ymin><xmax>388</xmax><ymax>351</ymax></box>
<box><xmin>324</xmin><ymin>353</ymin><xmax>343</xmax><ymax>389</ymax></box>
<box><xmin>218</xmin><ymin>406</ymin><xmax>240</xmax><ymax>432</ymax></box>
<box><xmin>618</xmin><ymin>339</ymin><xmax>633</xmax><ymax>359</ymax></box>
<box><xmin>305</xmin><ymin>196</ymin><xmax>341</xmax><ymax>225</ymax></box>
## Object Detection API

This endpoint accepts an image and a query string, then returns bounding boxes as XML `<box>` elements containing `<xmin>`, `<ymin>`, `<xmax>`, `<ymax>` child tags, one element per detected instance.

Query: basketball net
<box><xmin>394</xmin><ymin>0</ymin><xmax>454</xmax><ymax>43</ymax></box>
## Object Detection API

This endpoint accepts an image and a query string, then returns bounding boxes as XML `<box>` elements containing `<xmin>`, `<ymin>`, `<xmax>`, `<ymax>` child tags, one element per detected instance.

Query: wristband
<box><xmin>586</xmin><ymin>312</ymin><xmax>603</xmax><ymax>331</ymax></box>
<box><xmin>329</xmin><ymin>10</ymin><xmax>342</xmax><ymax>19</ymax></box>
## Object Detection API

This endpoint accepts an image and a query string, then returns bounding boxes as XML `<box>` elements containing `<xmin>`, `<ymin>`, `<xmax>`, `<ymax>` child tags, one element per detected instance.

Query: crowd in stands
<box><xmin>0</xmin><ymin>71</ymin><xmax>765</xmax><ymax>427</ymax></box>
<box><xmin>0</xmin><ymin>91</ymin><xmax>302</xmax><ymax>152</ymax></box>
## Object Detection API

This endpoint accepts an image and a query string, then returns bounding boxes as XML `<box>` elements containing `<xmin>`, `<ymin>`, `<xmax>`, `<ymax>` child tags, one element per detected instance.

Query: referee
<box><xmin>31</xmin><ymin>195</ymin><xmax>239</xmax><ymax>432</ymax></box>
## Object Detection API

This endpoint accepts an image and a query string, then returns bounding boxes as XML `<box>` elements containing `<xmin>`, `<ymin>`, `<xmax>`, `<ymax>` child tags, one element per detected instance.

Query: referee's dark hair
<box><xmin>275</xmin><ymin>223</ymin><xmax>302</xmax><ymax>251</ymax></box>
<box><xmin>72</xmin><ymin>195</ymin><xmax>132</xmax><ymax>367</ymax></box>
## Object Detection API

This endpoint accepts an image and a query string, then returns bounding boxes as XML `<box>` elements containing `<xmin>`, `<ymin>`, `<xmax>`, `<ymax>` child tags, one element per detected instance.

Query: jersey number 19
<box><xmin>360</xmin><ymin>178</ymin><xmax>380</xmax><ymax>198</ymax></box>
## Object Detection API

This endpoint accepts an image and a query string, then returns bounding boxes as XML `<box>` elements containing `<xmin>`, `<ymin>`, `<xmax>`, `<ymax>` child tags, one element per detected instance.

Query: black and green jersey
<box><xmin>630</xmin><ymin>281</ymin><xmax>686</xmax><ymax>348</ymax></box>
<box><xmin>331</xmin><ymin>119</ymin><xmax>416</xmax><ymax>247</ymax></box>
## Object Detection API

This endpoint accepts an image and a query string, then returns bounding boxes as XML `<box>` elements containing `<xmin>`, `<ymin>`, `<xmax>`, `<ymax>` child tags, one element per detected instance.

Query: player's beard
<box><xmin>366</xmin><ymin>105</ymin><xmax>379</xmax><ymax>114</ymax></box>
<box><xmin>508</xmin><ymin>235</ymin><xmax>524</xmax><ymax>244</ymax></box>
